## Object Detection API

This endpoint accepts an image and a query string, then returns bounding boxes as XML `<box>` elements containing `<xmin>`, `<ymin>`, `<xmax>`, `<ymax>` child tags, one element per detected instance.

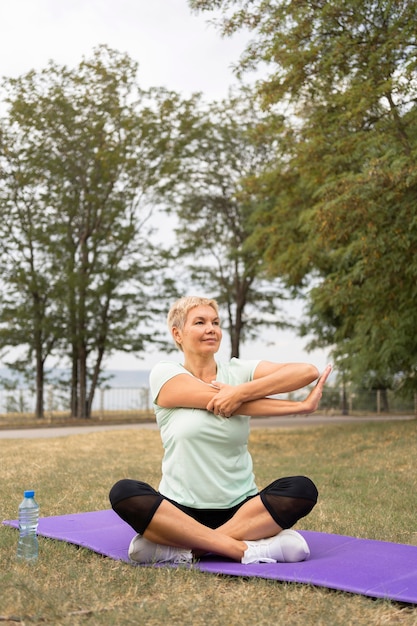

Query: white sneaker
<box><xmin>242</xmin><ymin>529</ymin><xmax>310</xmax><ymax>564</ymax></box>
<box><xmin>128</xmin><ymin>533</ymin><xmax>193</xmax><ymax>565</ymax></box>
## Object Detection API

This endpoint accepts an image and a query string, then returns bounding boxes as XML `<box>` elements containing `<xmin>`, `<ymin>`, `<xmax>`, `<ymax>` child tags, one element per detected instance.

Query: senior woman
<box><xmin>110</xmin><ymin>296</ymin><xmax>331</xmax><ymax>565</ymax></box>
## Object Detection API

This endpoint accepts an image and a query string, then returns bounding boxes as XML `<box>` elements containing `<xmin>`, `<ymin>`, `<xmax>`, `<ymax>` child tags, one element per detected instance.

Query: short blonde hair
<box><xmin>167</xmin><ymin>296</ymin><xmax>219</xmax><ymax>352</ymax></box>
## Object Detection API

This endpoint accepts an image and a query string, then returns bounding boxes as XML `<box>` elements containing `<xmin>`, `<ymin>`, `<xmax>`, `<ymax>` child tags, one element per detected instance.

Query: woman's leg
<box><xmin>110</xmin><ymin>479</ymin><xmax>247</xmax><ymax>560</ymax></box>
<box><xmin>217</xmin><ymin>475</ymin><xmax>318</xmax><ymax>541</ymax></box>
<box><xmin>216</xmin><ymin>495</ymin><xmax>281</xmax><ymax>540</ymax></box>
<box><xmin>130</xmin><ymin>498</ymin><xmax>309</xmax><ymax>564</ymax></box>
<box><xmin>109</xmin><ymin>476</ymin><xmax>317</xmax><ymax>563</ymax></box>
<box><xmin>144</xmin><ymin>499</ymin><xmax>247</xmax><ymax>560</ymax></box>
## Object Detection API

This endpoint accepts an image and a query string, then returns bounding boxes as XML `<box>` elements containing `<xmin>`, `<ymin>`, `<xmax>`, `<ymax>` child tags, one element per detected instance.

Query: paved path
<box><xmin>0</xmin><ymin>414</ymin><xmax>414</xmax><ymax>439</ymax></box>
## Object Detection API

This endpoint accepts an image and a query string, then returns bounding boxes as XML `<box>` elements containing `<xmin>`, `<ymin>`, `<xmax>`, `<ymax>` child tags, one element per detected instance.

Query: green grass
<box><xmin>1</xmin><ymin>421</ymin><xmax>417</xmax><ymax>625</ymax></box>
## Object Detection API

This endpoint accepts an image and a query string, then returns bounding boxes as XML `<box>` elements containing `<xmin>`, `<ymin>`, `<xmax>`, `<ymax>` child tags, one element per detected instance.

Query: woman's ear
<box><xmin>172</xmin><ymin>326</ymin><xmax>182</xmax><ymax>345</ymax></box>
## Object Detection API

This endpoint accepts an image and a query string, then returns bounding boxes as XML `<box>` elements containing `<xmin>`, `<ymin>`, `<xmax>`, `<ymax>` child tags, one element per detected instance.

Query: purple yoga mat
<box><xmin>4</xmin><ymin>509</ymin><xmax>417</xmax><ymax>604</ymax></box>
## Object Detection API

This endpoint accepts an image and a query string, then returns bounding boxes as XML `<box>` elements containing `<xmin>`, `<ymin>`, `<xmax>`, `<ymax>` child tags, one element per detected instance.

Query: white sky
<box><xmin>0</xmin><ymin>0</ymin><xmax>247</xmax><ymax>99</ymax></box>
<box><xmin>0</xmin><ymin>0</ymin><xmax>330</xmax><ymax>372</ymax></box>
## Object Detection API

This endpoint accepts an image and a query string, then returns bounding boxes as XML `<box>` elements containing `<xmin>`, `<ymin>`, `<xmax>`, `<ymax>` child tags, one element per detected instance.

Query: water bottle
<box><xmin>16</xmin><ymin>490</ymin><xmax>39</xmax><ymax>562</ymax></box>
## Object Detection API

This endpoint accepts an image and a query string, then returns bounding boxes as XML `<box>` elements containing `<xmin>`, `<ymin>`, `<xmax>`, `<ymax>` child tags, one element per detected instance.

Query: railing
<box><xmin>296</xmin><ymin>387</ymin><xmax>417</xmax><ymax>416</ymax></box>
<box><xmin>0</xmin><ymin>386</ymin><xmax>153</xmax><ymax>423</ymax></box>
<box><xmin>0</xmin><ymin>386</ymin><xmax>415</xmax><ymax>425</ymax></box>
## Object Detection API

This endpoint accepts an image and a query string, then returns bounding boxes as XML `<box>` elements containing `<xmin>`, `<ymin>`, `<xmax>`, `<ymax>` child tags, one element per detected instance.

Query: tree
<box><xmin>164</xmin><ymin>90</ymin><xmax>290</xmax><ymax>357</ymax></box>
<box><xmin>190</xmin><ymin>1</ymin><xmax>417</xmax><ymax>394</ymax></box>
<box><xmin>0</xmin><ymin>111</ymin><xmax>69</xmax><ymax>417</ymax></box>
<box><xmin>0</xmin><ymin>46</ymin><xmax>185</xmax><ymax>417</ymax></box>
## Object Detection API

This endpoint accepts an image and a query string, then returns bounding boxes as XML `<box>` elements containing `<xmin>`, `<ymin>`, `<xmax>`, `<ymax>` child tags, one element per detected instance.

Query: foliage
<box><xmin>189</xmin><ymin>0</ymin><xmax>417</xmax><ymax>393</ymax></box>
<box><xmin>162</xmin><ymin>88</ymin><xmax>290</xmax><ymax>357</ymax></box>
<box><xmin>0</xmin><ymin>46</ymin><xmax>184</xmax><ymax>417</ymax></box>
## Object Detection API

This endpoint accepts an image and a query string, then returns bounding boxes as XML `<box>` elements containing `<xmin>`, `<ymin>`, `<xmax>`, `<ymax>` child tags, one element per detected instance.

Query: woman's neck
<box><xmin>182</xmin><ymin>356</ymin><xmax>217</xmax><ymax>383</ymax></box>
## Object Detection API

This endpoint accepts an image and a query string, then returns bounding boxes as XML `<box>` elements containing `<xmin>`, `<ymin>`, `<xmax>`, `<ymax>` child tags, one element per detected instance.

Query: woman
<box><xmin>110</xmin><ymin>296</ymin><xmax>332</xmax><ymax>565</ymax></box>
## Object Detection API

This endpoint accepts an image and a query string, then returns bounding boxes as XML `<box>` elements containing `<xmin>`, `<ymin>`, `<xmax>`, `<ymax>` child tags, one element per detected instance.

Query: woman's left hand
<box><xmin>206</xmin><ymin>382</ymin><xmax>243</xmax><ymax>417</ymax></box>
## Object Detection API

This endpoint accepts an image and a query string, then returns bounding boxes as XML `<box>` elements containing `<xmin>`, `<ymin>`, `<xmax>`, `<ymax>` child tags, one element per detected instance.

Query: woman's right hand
<box><xmin>206</xmin><ymin>382</ymin><xmax>244</xmax><ymax>417</ymax></box>
<box><xmin>299</xmin><ymin>364</ymin><xmax>332</xmax><ymax>414</ymax></box>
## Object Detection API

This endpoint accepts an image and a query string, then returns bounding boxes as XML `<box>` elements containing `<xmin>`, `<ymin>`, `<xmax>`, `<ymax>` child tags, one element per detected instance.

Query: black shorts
<box><xmin>109</xmin><ymin>475</ymin><xmax>318</xmax><ymax>534</ymax></box>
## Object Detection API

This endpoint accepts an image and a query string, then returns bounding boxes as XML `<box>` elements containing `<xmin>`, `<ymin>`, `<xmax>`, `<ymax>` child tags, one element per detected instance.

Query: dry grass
<box><xmin>0</xmin><ymin>410</ymin><xmax>155</xmax><ymax>430</ymax></box>
<box><xmin>1</xmin><ymin>420</ymin><xmax>417</xmax><ymax>625</ymax></box>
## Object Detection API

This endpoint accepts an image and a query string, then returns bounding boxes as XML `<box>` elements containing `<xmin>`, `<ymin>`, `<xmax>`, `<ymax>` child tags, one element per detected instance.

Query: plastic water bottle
<box><xmin>16</xmin><ymin>490</ymin><xmax>39</xmax><ymax>562</ymax></box>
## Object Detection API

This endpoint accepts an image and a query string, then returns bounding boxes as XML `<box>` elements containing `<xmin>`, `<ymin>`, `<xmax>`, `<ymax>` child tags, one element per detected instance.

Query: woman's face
<box><xmin>174</xmin><ymin>305</ymin><xmax>222</xmax><ymax>356</ymax></box>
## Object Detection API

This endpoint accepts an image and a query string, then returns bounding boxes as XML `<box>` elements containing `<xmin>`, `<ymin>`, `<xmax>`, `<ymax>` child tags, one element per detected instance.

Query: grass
<box><xmin>1</xmin><ymin>420</ymin><xmax>417</xmax><ymax>625</ymax></box>
<box><xmin>0</xmin><ymin>410</ymin><xmax>155</xmax><ymax>430</ymax></box>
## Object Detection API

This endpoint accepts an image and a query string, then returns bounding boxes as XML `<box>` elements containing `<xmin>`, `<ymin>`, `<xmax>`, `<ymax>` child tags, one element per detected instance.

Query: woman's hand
<box><xmin>206</xmin><ymin>382</ymin><xmax>244</xmax><ymax>417</ymax></box>
<box><xmin>299</xmin><ymin>364</ymin><xmax>332</xmax><ymax>414</ymax></box>
<box><xmin>206</xmin><ymin>364</ymin><xmax>332</xmax><ymax>417</ymax></box>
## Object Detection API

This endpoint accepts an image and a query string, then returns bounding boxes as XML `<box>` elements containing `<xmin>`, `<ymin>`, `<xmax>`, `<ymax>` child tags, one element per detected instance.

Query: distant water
<box><xmin>102</xmin><ymin>369</ymin><xmax>150</xmax><ymax>388</ymax></box>
<box><xmin>0</xmin><ymin>367</ymin><xmax>150</xmax><ymax>388</ymax></box>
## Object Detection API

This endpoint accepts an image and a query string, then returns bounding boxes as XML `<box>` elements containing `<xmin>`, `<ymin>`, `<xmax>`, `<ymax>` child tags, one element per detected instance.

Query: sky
<box><xmin>0</xmin><ymin>0</ymin><xmax>331</xmax><ymax>372</ymax></box>
<box><xmin>1</xmin><ymin>0</ymin><xmax>247</xmax><ymax>100</ymax></box>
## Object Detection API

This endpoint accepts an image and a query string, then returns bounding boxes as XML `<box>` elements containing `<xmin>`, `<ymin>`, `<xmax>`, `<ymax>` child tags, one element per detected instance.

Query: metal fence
<box><xmin>309</xmin><ymin>387</ymin><xmax>416</xmax><ymax>416</ymax></box>
<box><xmin>0</xmin><ymin>385</ymin><xmax>415</xmax><ymax>420</ymax></box>
<box><xmin>0</xmin><ymin>386</ymin><xmax>152</xmax><ymax>420</ymax></box>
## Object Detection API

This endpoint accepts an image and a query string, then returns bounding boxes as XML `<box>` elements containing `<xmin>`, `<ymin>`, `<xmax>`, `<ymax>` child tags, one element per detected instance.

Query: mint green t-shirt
<box><xmin>149</xmin><ymin>358</ymin><xmax>260</xmax><ymax>508</ymax></box>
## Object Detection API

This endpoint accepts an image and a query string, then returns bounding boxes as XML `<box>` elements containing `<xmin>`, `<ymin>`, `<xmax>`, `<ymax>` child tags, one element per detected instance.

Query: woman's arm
<box><xmin>206</xmin><ymin>361</ymin><xmax>320</xmax><ymax>417</ymax></box>
<box><xmin>156</xmin><ymin>365</ymin><xmax>332</xmax><ymax>417</ymax></box>
<box><xmin>253</xmin><ymin>361</ymin><xmax>319</xmax><ymax>392</ymax></box>
<box><xmin>156</xmin><ymin>374</ymin><xmax>221</xmax><ymax>409</ymax></box>
<box><xmin>230</xmin><ymin>364</ymin><xmax>331</xmax><ymax>417</ymax></box>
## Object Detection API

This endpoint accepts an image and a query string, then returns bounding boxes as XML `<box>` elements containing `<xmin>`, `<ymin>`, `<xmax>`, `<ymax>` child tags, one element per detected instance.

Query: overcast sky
<box><xmin>1</xmin><ymin>0</ymin><xmax>248</xmax><ymax>99</ymax></box>
<box><xmin>0</xmin><ymin>0</ymin><xmax>330</xmax><ymax>371</ymax></box>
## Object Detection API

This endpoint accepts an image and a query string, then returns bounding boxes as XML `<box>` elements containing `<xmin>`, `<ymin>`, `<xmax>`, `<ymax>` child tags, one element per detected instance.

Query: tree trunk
<box><xmin>35</xmin><ymin>354</ymin><xmax>44</xmax><ymax>419</ymax></box>
<box><xmin>87</xmin><ymin>347</ymin><xmax>105</xmax><ymax>418</ymax></box>
<box><xmin>78</xmin><ymin>345</ymin><xmax>89</xmax><ymax>418</ymax></box>
<box><xmin>70</xmin><ymin>351</ymin><xmax>78</xmax><ymax>418</ymax></box>
<box><xmin>230</xmin><ymin>330</ymin><xmax>240</xmax><ymax>359</ymax></box>
<box><xmin>341</xmin><ymin>379</ymin><xmax>349</xmax><ymax>415</ymax></box>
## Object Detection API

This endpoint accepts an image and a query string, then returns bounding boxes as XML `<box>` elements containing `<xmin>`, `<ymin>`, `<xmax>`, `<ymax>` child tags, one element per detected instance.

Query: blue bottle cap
<box><xmin>24</xmin><ymin>490</ymin><xmax>35</xmax><ymax>498</ymax></box>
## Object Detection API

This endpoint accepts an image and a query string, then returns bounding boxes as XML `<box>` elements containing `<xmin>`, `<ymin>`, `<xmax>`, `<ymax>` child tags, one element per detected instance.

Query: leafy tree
<box><xmin>163</xmin><ymin>90</ymin><xmax>290</xmax><ymax>357</ymax></box>
<box><xmin>190</xmin><ymin>1</ymin><xmax>417</xmax><ymax>394</ymax></box>
<box><xmin>0</xmin><ymin>123</ymin><xmax>66</xmax><ymax>417</ymax></box>
<box><xmin>0</xmin><ymin>46</ymin><xmax>185</xmax><ymax>417</ymax></box>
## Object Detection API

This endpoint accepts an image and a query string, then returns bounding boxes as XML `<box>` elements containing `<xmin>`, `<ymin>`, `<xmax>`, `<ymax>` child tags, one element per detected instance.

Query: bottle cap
<box><xmin>24</xmin><ymin>490</ymin><xmax>35</xmax><ymax>498</ymax></box>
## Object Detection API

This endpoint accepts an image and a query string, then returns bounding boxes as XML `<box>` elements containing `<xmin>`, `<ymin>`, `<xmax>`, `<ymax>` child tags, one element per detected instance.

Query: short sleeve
<box><xmin>149</xmin><ymin>361</ymin><xmax>193</xmax><ymax>404</ymax></box>
<box><xmin>216</xmin><ymin>358</ymin><xmax>261</xmax><ymax>385</ymax></box>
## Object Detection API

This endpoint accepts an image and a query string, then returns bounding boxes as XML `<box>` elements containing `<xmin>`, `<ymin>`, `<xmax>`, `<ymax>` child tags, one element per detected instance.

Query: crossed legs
<box><xmin>143</xmin><ymin>498</ymin><xmax>251</xmax><ymax>560</ymax></box>
<box><xmin>109</xmin><ymin>476</ymin><xmax>317</xmax><ymax>562</ymax></box>
<box><xmin>111</xmin><ymin>489</ymin><xmax>284</xmax><ymax>561</ymax></box>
